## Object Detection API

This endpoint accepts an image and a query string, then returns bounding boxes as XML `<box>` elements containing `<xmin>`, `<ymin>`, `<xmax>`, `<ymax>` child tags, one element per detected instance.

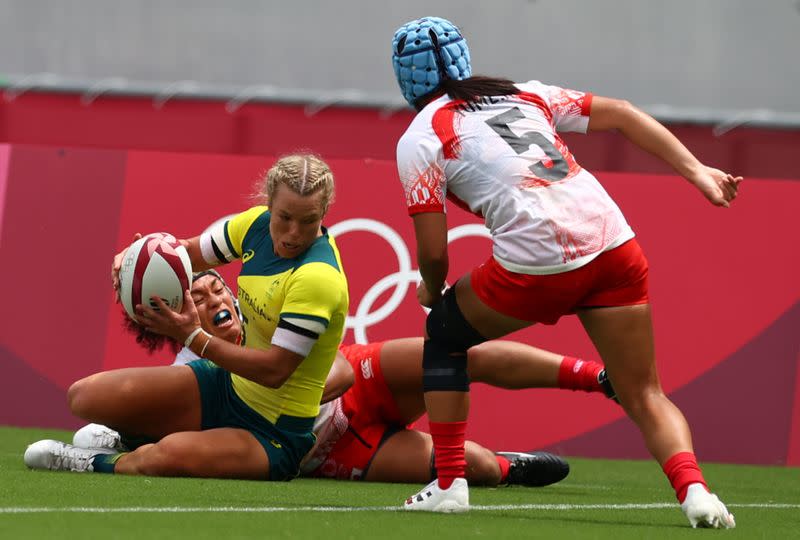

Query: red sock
<box><xmin>430</xmin><ymin>421</ymin><xmax>467</xmax><ymax>490</ymax></box>
<box><xmin>662</xmin><ymin>452</ymin><xmax>709</xmax><ymax>503</ymax></box>
<box><xmin>495</xmin><ymin>455</ymin><xmax>511</xmax><ymax>483</ymax></box>
<box><xmin>558</xmin><ymin>356</ymin><xmax>603</xmax><ymax>393</ymax></box>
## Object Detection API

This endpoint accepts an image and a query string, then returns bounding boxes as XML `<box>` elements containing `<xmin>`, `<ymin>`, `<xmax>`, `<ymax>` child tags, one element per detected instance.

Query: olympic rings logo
<box><xmin>328</xmin><ymin>219</ymin><xmax>490</xmax><ymax>343</ymax></box>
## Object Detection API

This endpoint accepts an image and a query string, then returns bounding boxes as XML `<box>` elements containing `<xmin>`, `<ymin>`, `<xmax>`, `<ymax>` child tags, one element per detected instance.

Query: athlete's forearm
<box><xmin>418</xmin><ymin>256</ymin><xmax>448</xmax><ymax>296</ymax></box>
<box><xmin>619</xmin><ymin>108</ymin><xmax>703</xmax><ymax>180</ymax></box>
<box><xmin>589</xmin><ymin>97</ymin><xmax>704</xmax><ymax>182</ymax></box>
<box><xmin>193</xmin><ymin>336</ymin><xmax>303</xmax><ymax>388</ymax></box>
<box><xmin>412</xmin><ymin>212</ymin><xmax>449</xmax><ymax>295</ymax></box>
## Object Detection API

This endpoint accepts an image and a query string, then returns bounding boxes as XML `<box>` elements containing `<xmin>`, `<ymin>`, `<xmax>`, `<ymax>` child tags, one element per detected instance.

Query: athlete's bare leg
<box><xmin>577</xmin><ymin>304</ymin><xmax>692</xmax><ymax>464</ymax></box>
<box><xmin>379</xmin><ymin>338</ymin><xmax>427</xmax><ymax>422</ymax></box>
<box><xmin>380</xmin><ymin>336</ymin><xmax>566</xmax><ymax>425</ymax></box>
<box><xmin>364</xmin><ymin>430</ymin><xmax>501</xmax><ymax>486</ymax></box>
<box><xmin>67</xmin><ymin>366</ymin><xmax>201</xmax><ymax>438</ymax></box>
<box><xmin>452</xmin><ymin>277</ymin><xmax>693</xmax><ymax>466</ymax></box>
<box><xmin>467</xmin><ymin>341</ymin><xmax>562</xmax><ymax>389</ymax></box>
<box><xmin>115</xmin><ymin>428</ymin><xmax>270</xmax><ymax>480</ymax></box>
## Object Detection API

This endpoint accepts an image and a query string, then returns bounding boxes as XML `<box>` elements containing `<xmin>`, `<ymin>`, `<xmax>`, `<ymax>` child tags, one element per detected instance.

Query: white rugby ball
<box><xmin>118</xmin><ymin>232</ymin><xmax>193</xmax><ymax>322</ymax></box>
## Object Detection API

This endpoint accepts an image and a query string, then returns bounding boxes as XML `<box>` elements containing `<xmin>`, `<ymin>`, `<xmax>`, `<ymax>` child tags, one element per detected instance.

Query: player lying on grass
<box><xmin>26</xmin><ymin>270</ymin><xmax>614</xmax><ymax>486</ymax></box>
<box><xmin>25</xmin><ymin>154</ymin><xmax>350</xmax><ymax>483</ymax></box>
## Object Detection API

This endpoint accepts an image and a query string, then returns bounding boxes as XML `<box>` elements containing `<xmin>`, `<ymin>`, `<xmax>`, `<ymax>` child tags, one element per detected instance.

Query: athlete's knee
<box><xmin>425</xmin><ymin>287</ymin><xmax>485</xmax><ymax>353</ymax></box>
<box><xmin>463</xmin><ymin>342</ymin><xmax>494</xmax><ymax>381</ymax></box>
<box><xmin>618</xmin><ymin>385</ymin><xmax>669</xmax><ymax>421</ymax></box>
<box><xmin>423</xmin><ymin>288</ymin><xmax>485</xmax><ymax>392</ymax></box>
<box><xmin>67</xmin><ymin>375</ymin><xmax>102</xmax><ymax>418</ymax></box>
<box><xmin>464</xmin><ymin>443</ymin><xmax>501</xmax><ymax>486</ymax></box>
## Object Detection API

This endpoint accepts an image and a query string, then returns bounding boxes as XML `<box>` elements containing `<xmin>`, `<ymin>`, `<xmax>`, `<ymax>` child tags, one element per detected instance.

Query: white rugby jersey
<box><xmin>396</xmin><ymin>81</ymin><xmax>635</xmax><ymax>274</ymax></box>
<box><xmin>173</xmin><ymin>346</ymin><xmax>199</xmax><ymax>365</ymax></box>
<box><xmin>298</xmin><ymin>397</ymin><xmax>349</xmax><ymax>475</ymax></box>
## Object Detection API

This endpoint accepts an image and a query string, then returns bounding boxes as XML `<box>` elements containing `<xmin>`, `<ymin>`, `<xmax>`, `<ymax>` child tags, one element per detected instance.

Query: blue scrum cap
<box><xmin>391</xmin><ymin>17</ymin><xmax>472</xmax><ymax>106</ymax></box>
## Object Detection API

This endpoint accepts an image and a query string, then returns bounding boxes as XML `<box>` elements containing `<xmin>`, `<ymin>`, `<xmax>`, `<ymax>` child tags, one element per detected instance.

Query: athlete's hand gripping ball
<box><xmin>137</xmin><ymin>291</ymin><xmax>201</xmax><ymax>344</ymax></box>
<box><xmin>117</xmin><ymin>233</ymin><xmax>193</xmax><ymax>322</ymax></box>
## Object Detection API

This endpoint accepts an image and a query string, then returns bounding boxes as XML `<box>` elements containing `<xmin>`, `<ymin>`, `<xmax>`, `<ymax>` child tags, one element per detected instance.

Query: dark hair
<box><xmin>413</xmin><ymin>75</ymin><xmax>519</xmax><ymax>110</ymax></box>
<box><xmin>121</xmin><ymin>307</ymin><xmax>181</xmax><ymax>355</ymax></box>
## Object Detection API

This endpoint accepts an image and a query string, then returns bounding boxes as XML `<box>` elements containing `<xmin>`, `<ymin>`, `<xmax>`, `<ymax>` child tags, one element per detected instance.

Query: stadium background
<box><xmin>0</xmin><ymin>0</ymin><xmax>797</xmax><ymax>467</ymax></box>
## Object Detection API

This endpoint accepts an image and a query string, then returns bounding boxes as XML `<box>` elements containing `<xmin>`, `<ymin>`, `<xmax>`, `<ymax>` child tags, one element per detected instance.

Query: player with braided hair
<box><xmin>25</xmin><ymin>153</ymin><xmax>349</xmax><ymax>482</ymax></box>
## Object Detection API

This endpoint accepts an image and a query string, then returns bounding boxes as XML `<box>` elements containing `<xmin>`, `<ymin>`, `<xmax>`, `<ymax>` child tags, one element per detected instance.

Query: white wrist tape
<box><xmin>184</xmin><ymin>327</ymin><xmax>204</xmax><ymax>347</ymax></box>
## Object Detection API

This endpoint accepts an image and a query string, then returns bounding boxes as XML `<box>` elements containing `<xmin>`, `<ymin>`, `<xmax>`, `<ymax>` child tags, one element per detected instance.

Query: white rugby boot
<box><xmin>680</xmin><ymin>483</ymin><xmax>736</xmax><ymax>529</ymax></box>
<box><xmin>73</xmin><ymin>423</ymin><xmax>126</xmax><ymax>451</ymax></box>
<box><xmin>24</xmin><ymin>440</ymin><xmax>116</xmax><ymax>472</ymax></box>
<box><xmin>403</xmin><ymin>478</ymin><xmax>469</xmax><ymax>513</ymax></box>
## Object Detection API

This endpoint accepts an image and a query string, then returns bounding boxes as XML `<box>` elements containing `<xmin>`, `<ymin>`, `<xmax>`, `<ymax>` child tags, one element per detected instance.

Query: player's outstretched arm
<box><xmin>587</xmin><ymin>96</ymin><xmax>742</xmax><ymax>207</ymax></box>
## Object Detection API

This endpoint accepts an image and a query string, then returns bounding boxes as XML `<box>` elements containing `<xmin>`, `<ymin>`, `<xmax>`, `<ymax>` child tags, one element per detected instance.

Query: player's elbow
<box><xmin>261</xmin><ymin>369</ymin><xmax>293</xmax><ymax>389</ymax></box>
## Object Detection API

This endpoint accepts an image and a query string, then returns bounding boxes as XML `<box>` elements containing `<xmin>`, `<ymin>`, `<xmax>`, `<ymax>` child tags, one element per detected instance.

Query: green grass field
<box><xmin>1</xmin><ymin>427</ymin><xmax>798</xmax><ymax>539</ymax></box>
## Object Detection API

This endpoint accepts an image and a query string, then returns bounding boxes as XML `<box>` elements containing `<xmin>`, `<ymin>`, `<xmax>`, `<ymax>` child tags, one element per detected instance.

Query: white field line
<box><xmin>0</xmin><ymin>503</ymin><xmax>798</xmax><ymax>514</ymax></box>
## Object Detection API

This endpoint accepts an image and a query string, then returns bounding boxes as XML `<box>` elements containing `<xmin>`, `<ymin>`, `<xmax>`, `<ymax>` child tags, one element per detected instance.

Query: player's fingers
<box><xmin>150</xmin><ymin>295</ymin><xmax>172</xmax><ymax>314</ymax></box>
<box><xmin>134</xmin><ymin>305</ymin><xmax>153</xmax><ymax>327</ymax></box>
<box><xmin>181</xmin><ymin>290</ymin><xmax>198</xmax><ymax>315</ymax></box>
<box><xmin>705</xmin><ymin>185</ymin><xmax>728</xmax><ymax>207</ymax></box>
<box><xmin>716</xmin><ymin>176</ymin><xmax>736</xmax><ymax>200</ymax></box>
<box><xmin>720</xmin><ymin>180</ymin><xmax>737</xmax><ymax>201</ymax></box>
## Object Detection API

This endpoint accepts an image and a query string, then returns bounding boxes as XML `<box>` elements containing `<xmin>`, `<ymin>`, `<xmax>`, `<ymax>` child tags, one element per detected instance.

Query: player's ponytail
<box><xmin>418</xmin><ymin>75</ymin><xmax>520</xmax><ymax>110</ymax></box>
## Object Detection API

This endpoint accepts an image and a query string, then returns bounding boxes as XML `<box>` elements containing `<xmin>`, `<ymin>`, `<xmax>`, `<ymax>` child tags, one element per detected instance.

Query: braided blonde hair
<box><xmin>258</xmin><ymin>154</ymin><xmax>335</xmax><ymax>214</ymax></box>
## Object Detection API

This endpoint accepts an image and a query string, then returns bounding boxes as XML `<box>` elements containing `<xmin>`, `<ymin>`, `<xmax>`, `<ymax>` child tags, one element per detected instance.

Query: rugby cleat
<box><xmin>680</xmin><ymin>483</ymin><xmax>736</xmax><ymax>529</ymax></box>
<box><xmin>73</xmin><ymin>423</ymin><xmax>127</xmax><ymax>451</ymax></box>
<box><xmin>24</xmin><ymin>440</ymin><xmax>116</xmax><ymax>472</ymax></box>
<box><xmin>497</xmin><ymin>451</ymin><xmax>570</xmax><ymax>487</ymax></box>
<box><xmin>403</xmin><ymin>478</ymin><xmax>469</xmax><ymax>513</ymax></box>
<box><xmin>597</xmin><ymin>369</ymin><xmax>619</xmax><ymax>403</ymax></box>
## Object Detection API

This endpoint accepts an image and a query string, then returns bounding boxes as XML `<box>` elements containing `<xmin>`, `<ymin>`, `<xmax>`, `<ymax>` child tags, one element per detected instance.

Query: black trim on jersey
<box><xmin>210</xmin><ymin>236</ymin><xmax>230</xmax><ymax>264</ymax></box>
<box><xmin>277</xmin><ymin>318</ymin><xmax>320</xmax><ymax>340</ymax></box>
<box><xmin>223</xmin><ymin>221</ymin><xmax>240</xmax><ymax>259</ymax></box>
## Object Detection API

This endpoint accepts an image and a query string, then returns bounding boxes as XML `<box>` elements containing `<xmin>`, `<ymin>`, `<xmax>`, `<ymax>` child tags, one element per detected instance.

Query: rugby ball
<box><xmin>118</xmin><ymin>233</ymin><xmax>193</xmax><ymax>322</ymax></box>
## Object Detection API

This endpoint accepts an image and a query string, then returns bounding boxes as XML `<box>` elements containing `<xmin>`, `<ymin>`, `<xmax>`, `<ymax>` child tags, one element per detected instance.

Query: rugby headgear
<box><xmin>391</xmin><ymin>17</ymin><xmax>472</xmax><ymax>106</ymax></box>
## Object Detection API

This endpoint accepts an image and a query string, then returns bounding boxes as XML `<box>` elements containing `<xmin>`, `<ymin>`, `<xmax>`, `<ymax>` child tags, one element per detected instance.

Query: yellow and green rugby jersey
<box><xmin>216</xmin><ymin>205</ymin><xmax>349</xmax><ymax>422</ymax></box>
